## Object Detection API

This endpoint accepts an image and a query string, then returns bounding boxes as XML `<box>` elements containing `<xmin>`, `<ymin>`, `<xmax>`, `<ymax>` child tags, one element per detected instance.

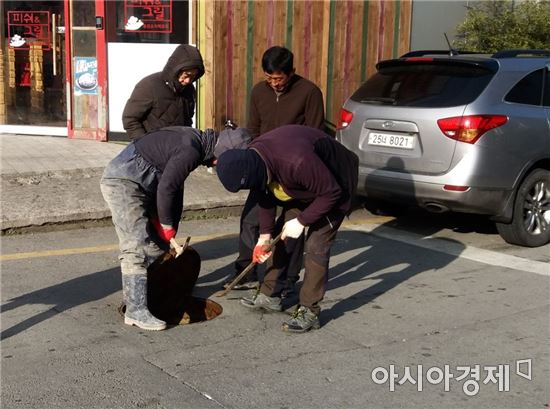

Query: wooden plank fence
<box><xmin>196</xmin><ymin>0</ymin><xmax>411</xmax><ymax>131</ymax></box>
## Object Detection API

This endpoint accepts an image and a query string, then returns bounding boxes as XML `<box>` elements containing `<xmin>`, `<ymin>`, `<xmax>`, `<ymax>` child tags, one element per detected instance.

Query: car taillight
<box><xmin>337</xmin><ymin>108</ymin><xmax>353</xmax><ymax>129</ymax></box>
<box><xmin>437</xmin><ymin>115</ymin><xmax>508</xmax><ymax>144</ymax></box>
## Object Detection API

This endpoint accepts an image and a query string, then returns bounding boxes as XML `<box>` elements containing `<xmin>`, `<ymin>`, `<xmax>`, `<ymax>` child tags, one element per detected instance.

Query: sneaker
<box><xmin>281</xmin><ymin>306</ymin><xmax>320</xmax><ymax>333</ymax></box>
<box><xmin>222</xmin><ymin>275</ymin><xmax>258</xmax><ymax>291</ymax></box>
<box><xmin>240</xmin><ymin>290</ymin><xmax>282</xmax><ymax>312</ymax></box>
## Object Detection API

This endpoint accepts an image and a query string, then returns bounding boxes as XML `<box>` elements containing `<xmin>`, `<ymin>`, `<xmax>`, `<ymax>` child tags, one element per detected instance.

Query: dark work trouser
<box><xmin>235</xmin><ymin>190</ymin><xmax>304</xmax><ymax>283</ymax></box>
<box><xmin>100</xmin><ymin>144</ymin><xmax>169</xmax><ymax>282</ymax></box>
<box><xmin>260</xmin><ymin>205</ymin><xmax>344</xmax><ymax>316</ymax></box>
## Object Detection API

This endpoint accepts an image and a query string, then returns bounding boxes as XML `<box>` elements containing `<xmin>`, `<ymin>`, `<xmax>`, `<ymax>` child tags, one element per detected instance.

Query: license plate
<box><xmin>368</xmin><ymin>132</ymin><xmax>415</xmax><ymax>149</ymax></box>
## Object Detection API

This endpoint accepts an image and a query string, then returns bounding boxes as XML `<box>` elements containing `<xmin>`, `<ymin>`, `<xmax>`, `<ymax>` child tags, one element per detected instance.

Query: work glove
<box><xmin>252</xmin><ymin>234</ymin><xmax>272</xmax><ymax>264</ymax></box>
<box><xmin>152</xmin><ymin>218</ymin><xmax>177</xmax><ymax>242</ymax></box>
<box><xmin>281</xmin><ymin>218</ymin><xmax>305</xmax><ymax>240</ymax></box>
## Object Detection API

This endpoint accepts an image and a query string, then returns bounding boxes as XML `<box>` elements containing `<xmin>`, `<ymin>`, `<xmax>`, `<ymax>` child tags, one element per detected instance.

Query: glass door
<box><xmin>69</xmin><ymin>0</ymin><xmax>97</xmax><ymax>138</ymax></box>
<box><xmin>1</xmin><ymin>0</ymin><xmax>67</xmax><ymax>133</ymax></box>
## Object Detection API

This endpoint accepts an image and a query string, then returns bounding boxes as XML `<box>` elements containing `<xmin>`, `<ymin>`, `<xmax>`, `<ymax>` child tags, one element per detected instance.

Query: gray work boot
<box><xmin>240</xmin><ymin>290</ymin><xmax>282</xmax><ymax>312</ymax></box>
<box><xmin>282</xmin><ymin>306</ymin><xmax>320</xmax><ymax>333</ymax></box>
<box><xmin>123</xmin><ymin>274</ymin><xmax>167</xmax><ymax>331</ymax></box>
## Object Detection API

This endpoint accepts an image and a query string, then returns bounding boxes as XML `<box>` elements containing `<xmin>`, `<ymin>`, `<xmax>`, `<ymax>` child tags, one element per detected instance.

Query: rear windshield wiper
<box><xmin>360</xmin><ymin>97</ymin><xmax>396</xmax><ymax>105</ymax></box>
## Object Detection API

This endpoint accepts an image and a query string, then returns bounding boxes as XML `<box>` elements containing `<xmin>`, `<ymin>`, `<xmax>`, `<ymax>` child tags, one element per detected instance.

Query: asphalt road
<box><xmin>1</xmin><ymin>208</ymin><xmax>549</xmax><ymax>409</ymax></box>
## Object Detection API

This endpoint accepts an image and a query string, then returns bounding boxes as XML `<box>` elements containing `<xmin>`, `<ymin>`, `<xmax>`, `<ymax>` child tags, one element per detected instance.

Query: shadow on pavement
<box><xmin>1</xmin><ymin>267</ymin><xmax>120</xmax><ymax>341</ymax></box>
<box><xmin>0</xmin><ymin>235</ymin><xmax>240</xmax><ymax>341</ymax></box>
<box><xmin>322</xmin><ymin>156</ymin><xmax>467</xmax><ymax>325</ymax></box>
<box><xmin>367</xmin><ymin>204</ymin><xmax>499</xmax><ymax>236</ymax></box>
<box><xmin>321</xmin><ymin>228</ymin><xmax>465</xmax><ymax>325</ymax></box>
<box><xmin>191</xmin><ymin>236</ymin><xmax>241</xmax><ymax>285</ymax></box>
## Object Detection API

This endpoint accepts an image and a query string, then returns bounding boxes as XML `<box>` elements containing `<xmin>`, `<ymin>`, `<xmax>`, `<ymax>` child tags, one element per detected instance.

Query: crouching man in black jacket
<box><xmin>101</xmin><ymin>126</ymin><xmax>250</xmax><ymax>330</ymax></box>
<box><xmin>216</xmin><ymin>125</ymin><xmax>358</xmax><ymax>333</ymax></box>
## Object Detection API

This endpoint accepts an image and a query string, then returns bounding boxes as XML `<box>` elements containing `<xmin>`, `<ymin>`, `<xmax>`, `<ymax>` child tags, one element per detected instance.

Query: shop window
<box><xmin>72</xmin><ymin>0</ymin><xmax>95</xmax><ymax>27</ymax></box>
<box><xmin>105</xmin><ymin>0</ymin><xmax>189</xmax><ymax>44</ymax></box>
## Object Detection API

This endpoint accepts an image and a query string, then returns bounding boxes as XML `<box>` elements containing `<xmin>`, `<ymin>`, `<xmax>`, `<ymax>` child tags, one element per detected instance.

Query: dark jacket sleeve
<box><xmin>156</xmin><ymin>149</ymin><xmax>201</xmax><ymax>227</ymax></box>
<box><xmin>122</xmin><ymin>79</ymin><xmax>153</xmax><ymax>140</ymax></box>
<box><xmin>304</xmin><ymin>86</ymin><xmax>325</xmax><ymax>131</ymax></box>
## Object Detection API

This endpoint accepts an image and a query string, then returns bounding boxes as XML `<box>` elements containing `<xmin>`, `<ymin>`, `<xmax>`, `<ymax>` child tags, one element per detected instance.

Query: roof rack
<box><xmin>400</xmin><ymin>50</ymin><xmax>478</xmax><ymax>58</ymax></box>
<box><xmin>491</xmin><ymin>49</ymin><xmax>550</xmax><ymax>58</ymax></box>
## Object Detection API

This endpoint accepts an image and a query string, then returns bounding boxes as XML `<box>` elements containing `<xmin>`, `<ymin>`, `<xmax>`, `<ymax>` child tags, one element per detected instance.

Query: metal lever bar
<box><xmin>214</xmin><ymin>232</ymin><xmax>283</xmax><ymax>297</ymax></box>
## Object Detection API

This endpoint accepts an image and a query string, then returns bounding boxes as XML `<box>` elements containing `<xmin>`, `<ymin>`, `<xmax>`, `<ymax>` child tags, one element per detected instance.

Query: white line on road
<box><xmin>347</xmin><ymin>223</ymin><xmax>550</xmax><ymax>277</ymax></box>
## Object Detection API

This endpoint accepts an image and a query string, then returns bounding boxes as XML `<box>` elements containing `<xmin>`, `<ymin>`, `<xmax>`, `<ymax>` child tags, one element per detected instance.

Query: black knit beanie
<box><xmin>216</xmin><ymin>149</ymin><xmax>267</xmax><ymax>192</ymax></box>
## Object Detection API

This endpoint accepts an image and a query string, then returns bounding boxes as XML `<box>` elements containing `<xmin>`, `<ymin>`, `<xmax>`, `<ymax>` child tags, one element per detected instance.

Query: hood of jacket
<box><xmin>162</xmin><ymin>45</ymin><xmax>205</xmax><ymax>92</ymax></box>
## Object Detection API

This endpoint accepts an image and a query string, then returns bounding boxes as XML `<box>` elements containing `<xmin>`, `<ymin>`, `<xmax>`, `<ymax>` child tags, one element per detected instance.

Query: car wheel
<box><xmin>496</xmin><ymin>169</ymin><xmax>550</xmax><ymax>247</ymax></box>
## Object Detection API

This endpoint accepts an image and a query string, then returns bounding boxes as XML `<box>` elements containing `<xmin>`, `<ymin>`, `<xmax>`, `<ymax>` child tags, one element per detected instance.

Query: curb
<box><xmin>1</xmin><ymin>165</ymin><xmax>247</xmax><ymax>235</ymax></box>
<box><xmin>1</xmin><ymin>203</ymin><xmax>245</xmax><ymax>235</ymax></box>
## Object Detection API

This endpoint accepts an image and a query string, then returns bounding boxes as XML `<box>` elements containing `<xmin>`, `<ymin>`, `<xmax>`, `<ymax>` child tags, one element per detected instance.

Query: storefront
<box><xmin>1</xmin><ymin>0</ymin><xmax>191</xmax><ymax>140</ymax></box>
<box><xmin>3</xmin><ymin>1</ymin><xmax>422</xmax><ymax>141</ymax></box>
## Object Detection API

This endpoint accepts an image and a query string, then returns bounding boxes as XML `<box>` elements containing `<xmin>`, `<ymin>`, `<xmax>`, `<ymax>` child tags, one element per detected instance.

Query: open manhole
<box><xmin>118</xmin><ymin>296</ymin><xmax>222</xmax><ymax>325</ymax></box>
<box><xmin>118</xmin><ymin>246</ymin><xmax>222</xmax><ymax>325</ymax></box>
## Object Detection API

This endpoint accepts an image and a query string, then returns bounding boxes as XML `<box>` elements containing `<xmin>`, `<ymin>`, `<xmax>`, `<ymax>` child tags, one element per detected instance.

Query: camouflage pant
<box><xmin>100</xmin><ymin>144</ymin><xmax>168</xmax><ymax>278</ymax></box>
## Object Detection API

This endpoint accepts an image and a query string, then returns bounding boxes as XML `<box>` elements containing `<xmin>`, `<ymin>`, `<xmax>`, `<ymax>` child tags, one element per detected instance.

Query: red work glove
<box><xmin>252</xmin><ymin>235</ymin><xmax>272</xmax><ymax>264</ymax></box>
<box><xmin>152</xmin><ymin>218</ymin><xmax>177</xmax><ymax>242</ymax></box>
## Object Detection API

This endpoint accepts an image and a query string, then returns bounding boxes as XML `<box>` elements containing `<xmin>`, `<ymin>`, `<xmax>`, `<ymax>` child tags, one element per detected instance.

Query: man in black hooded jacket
<box><xmin>122</xmin><ymin>45</ymin><xmax>204</xmax><ymax>140</ymax></box>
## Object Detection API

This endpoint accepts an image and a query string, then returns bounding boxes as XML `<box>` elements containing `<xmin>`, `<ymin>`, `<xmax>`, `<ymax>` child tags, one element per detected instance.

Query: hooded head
<box><xmin>216</xmin><ymin>149</ymin><xmax>267</xmax><ymax>192</ymax></box>
<box><xmin>214</xmin><ymin>128</ymin><xmax>252</xmax><ymax>159</ymax></box>
<box><xmin>162</xmin><ymin>45</ymin><xmax>205</xmax><ymax>92</ymax></box>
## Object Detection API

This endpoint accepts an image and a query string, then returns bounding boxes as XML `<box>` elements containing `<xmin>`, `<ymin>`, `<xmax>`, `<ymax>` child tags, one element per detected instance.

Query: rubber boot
<box><xmin>123</xmin><ymin>274</ymin><xmax>167</xmax><ymax>331</ymax></box>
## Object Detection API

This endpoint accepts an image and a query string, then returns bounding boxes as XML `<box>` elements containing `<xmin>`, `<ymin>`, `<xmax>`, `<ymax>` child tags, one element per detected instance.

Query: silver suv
<box><xmin>337</xmin><ymin>49</ymin><xmax>550</xmax><ymax>247</ymax></box>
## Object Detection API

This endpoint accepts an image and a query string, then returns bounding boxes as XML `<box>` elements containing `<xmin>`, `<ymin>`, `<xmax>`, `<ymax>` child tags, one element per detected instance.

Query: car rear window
<box><xmin>350</xmin><ymin>62</ymin><xmax>495</xmax><ymax>107</ymax></box>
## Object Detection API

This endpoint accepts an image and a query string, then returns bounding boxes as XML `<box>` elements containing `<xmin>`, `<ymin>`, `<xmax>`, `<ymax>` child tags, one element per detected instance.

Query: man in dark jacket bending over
<box><xmin>122</xmin><ymin>45</ymin><xmax>204</xmax><ymax>140</ymax></box>
<box><xmin>101</xmin><ymin>127</ymin><xmax>250</xmax><ymax>330</ymax></box>
<box><xmin>216</xmin><ymin>125</ymin><xmax>359</xmax><ymax>333</ymax></box>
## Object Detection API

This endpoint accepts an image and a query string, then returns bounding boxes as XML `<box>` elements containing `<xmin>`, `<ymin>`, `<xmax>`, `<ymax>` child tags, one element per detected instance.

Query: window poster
<box><xmin>74</xmin><ymin>57</ymin><xmax>98</xmax><ymax>95</ymax></box>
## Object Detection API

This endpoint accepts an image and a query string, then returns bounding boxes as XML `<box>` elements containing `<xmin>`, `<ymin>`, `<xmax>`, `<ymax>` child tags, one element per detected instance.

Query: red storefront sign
<box><xmin>124</xmin><ymin>0</ymin><xmax>172</xmax><ymax>33</ymax></box>
<box><xmin>7</xmin><ymin>11</ymin><xmax>51</xmax><ymax>50</ymax></box>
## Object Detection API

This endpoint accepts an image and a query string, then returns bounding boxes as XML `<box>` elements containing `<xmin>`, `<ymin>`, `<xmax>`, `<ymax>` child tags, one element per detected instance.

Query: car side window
<box><xmin>544</xmin><ymin>69</ymin><xmax>550</xmax><ymax>107</ymax></box>
<box><xmin>505</xmin><ymin>69</ymin><xmax>544</xmax><ymax>106</ymax></box>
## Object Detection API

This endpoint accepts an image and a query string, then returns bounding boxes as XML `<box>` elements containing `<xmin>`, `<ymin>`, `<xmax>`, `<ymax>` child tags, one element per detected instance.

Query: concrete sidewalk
<box><xmin>0</xmin><ymin>133</ymin><xmax>248</xmax><ymax>232</ymax></box>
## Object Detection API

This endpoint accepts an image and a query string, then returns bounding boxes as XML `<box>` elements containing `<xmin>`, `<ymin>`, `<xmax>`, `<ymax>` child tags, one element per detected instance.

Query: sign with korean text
<box><xmin>124</xmin><ymin>0</ymin><xmax>172</xmax><ymax>33</ymax></box>
<box><xmin>7</xmin><ymin>11</ymin><xmax>51</xmax><ymax>50</ymax></box>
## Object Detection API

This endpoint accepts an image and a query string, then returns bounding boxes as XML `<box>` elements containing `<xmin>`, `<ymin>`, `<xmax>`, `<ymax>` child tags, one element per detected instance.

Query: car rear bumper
<box><xmin>357</xmin><ymin>169</ymin><xmax>514</xmax><ymax>217</ymax></box>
